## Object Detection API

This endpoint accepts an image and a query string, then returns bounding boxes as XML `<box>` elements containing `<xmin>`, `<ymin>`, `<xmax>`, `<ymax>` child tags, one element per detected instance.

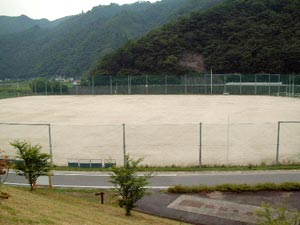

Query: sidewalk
<box><xmin>136</xmin><ymin>189</ymin><xmax>300</xmax><ymax>225</ymax></box>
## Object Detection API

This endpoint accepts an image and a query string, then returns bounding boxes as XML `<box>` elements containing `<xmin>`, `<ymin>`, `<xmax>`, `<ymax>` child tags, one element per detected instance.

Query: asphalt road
<box><xmin>5</xmin><ymin>170</ymin><xmax>300</xmax><ymax>189</ymax></box>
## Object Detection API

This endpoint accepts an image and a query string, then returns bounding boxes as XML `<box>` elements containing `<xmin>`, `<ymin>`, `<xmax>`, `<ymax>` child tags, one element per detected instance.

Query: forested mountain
<box><xmin>94</xmin><ymin>0</ymin><xmax>300</xmax><ymax>76</ymax></box>
<box><xmin>0</xmin><ymin>15</ymin><xmax>69</xmax><ymax>35</ymax></box>
<box><xmin>0</xmin><ymin>0</ymin><xmax>224</xmax><ymax>79</ymax></box>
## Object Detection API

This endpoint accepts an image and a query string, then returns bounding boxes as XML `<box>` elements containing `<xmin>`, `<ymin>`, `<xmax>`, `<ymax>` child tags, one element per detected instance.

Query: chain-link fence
<box><xmin>0</xmin><ymin>123</ymin><xmax>52</xmax><ymax>160</ymax></box>
<box><xmin>1</xmin><ymin>74</ymin><xmax>300</xmax><ymax>97</ymax></box>
<box><xmin>1</xmin><ymin>122</ymin><xmax>299</xmax><ymax>167</ymax></box>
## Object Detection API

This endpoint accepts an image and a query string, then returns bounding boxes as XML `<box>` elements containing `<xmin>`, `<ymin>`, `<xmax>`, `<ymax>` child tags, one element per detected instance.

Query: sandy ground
<box><xmin>0</xmin><ymin>95</ymin><xmax>299</xmax><ymax>166</ymax></box>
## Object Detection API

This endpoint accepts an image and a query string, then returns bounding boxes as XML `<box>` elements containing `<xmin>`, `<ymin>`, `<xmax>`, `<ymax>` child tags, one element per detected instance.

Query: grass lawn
<box><xmin>0</xmin><ymin>186</ymin><xmax>187</xmax><ymax>225</ymax></box>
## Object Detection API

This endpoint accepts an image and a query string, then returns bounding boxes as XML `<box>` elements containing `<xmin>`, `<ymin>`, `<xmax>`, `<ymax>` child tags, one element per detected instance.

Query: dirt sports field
<box><xmin>0</xmin><ymin>95</ymin><xmax>300</xmax><ymax>166</ymax></box>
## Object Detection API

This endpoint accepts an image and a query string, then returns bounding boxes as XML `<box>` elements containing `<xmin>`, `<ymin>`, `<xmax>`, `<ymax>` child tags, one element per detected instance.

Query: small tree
<box><xmin>11</xmin><ymin>140</ymin><xmax>52</xmax><ymax>191</ymax></box>
<box><xmin>0</xmin><ymin>150</ymin><xmax>10</xmax><ymax>203</ymax></box>
<box><xmin>110</xmin><ymin>155</ymin><xmax>152</xmax><ymax>216</ymax></box>
<box><xmin>0</xmin><ymin>152</ymin><xmax>9</xmax><ymax>187</ymax></box>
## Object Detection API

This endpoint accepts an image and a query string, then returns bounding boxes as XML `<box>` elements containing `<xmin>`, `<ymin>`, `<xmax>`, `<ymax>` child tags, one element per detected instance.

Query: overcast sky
<box><xmin>0</xmin><ymin>0</ymin><xmax>159</xmax><ymax>21</ymax></box>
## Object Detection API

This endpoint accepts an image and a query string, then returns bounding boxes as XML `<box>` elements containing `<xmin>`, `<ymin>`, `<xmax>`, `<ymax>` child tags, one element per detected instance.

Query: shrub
<box><xmin>110</xmin><ymin>155</ymin><xmax>152</xmax><ymax>216</ymax></box>
<box><xmin>11</xmin><ymin>140</ymin><xmax>52</xmax><ymax>191</ymax></box>
<box><xmin>256</xmin><ymin>201</ymin><xmax>300</xmax><ymax>225</ymax></box>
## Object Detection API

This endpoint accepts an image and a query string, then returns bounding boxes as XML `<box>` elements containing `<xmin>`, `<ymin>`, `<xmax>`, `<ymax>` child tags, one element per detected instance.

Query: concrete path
<box><xmin>136</xmin><ymin>190</ymin><xmax>300</xmax><ymax>225</ymax></box>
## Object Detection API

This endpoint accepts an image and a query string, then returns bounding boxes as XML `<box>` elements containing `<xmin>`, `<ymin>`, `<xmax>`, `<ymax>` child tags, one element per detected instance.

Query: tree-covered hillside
<box><xmin>93</xmin><ymin>0</ymin><xmax>300</xmax><ymax>76</ymax></box>
<box><xmin>0</xmin><ymin>0</ymin><xmax>224</xmax><ymax>79</ymax></box>
<box><xmin>0</xmin><ymin>15</ymin><xmax>69</xmax><ymax>35</ymax></box>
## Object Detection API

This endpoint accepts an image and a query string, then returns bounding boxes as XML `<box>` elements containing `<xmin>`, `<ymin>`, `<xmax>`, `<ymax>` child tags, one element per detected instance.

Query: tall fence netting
<box><xmin>0</xmin><ymin>122</ymin><xmax>299</xmax><ymax>166</ymax></box>
<box><xmin>0</xmin><ymin>124</ymin><xmax>50</xmax><ymax>158</ymax></box>
<box><xmin>279</xmin><ymin>122</ymin><xmax>300</xmax><ymax>163</ymax></box>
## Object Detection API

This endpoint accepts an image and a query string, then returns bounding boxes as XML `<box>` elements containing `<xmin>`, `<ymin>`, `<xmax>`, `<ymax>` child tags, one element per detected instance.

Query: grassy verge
<box><xmin>53</xmin><ymin>164</ymin><xmax>300</xmax><ymax>172</ymax></box>
<box><xmin>0</xmin><ymin>186</ymin><xmax>187</xmax><ymax>225</ymax></box>
<box><xmin>168</xmin><ymin>182</ymin><xmax>300</xmax><ymax>194</ymax></box>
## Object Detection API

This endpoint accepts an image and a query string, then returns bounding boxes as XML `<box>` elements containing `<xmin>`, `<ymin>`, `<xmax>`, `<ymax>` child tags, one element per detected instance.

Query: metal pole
<box><xmin>18</xmin><ymin>81</ymin><xmax>20</xmax><ymax>97</ymax></box>
<box><xmin>278</xmin><ymin>74</ymin><xmax>280</xmax><ymax>95</ymax></box>
<box><xmin>276</xmin><ymin>121</ymin><xmax>281</xmax><ymax>165</ymax></box>
<box><xmin>292</xmin><ymin>75</ymin><xmax>295</xmax><ymax>97</ymax></box>
<box><xmin>146</xmin><ymin>75</ymin><xmax>148</xmax><ymax>94</ymax></box>
<box><xmin>240</xmin><ymin>74</ymin><xmax>242</xmax><ymax>95</ymax></box>
<box><xmin>269</xmin><ymin>74</ymin><xmax>271</xmax><ymax>96</ymax></box>
<box><xmin>255</xmin><ymin>74</ymin><xmax>257</xmax><ymax>95</ymax></box>
<box><xmin>185</xmin><ymin>74</ymin><xmax>187</xmax><ymax>94</ymax></box>
<box><xmin>211</xmin><ymin>69</ymin><xmax>213</xmax><ymax>95</ymax></box>
<box><xmin>205</xmin><ymin>74</ymin><xmax>207</xmax><ymax>94</ymax></box>
<box><xmin>45</xmin><ymin>80</ymin><xmax>48</xmax><ymax>96</ymax></box>
<box><xmin>60</xmin><ymin>79</ymin><xmax>62</xmax><ymax>95</ymax></box>
<box><xmin>128</xmin><ymin>75</ymin><xmax>130</xmax><ymax>94</ymax></box>
<box><xmin>165</xmin><ymin>74</ymin><xmax>168</xmax><ymax>94</ymax></box>
<box><xmin>48</xmin><ymin>124</ymin><xmax>53</xmax><ymax>164</ymax></box>
<box><xmin>122</xmin><ymin>124</ymin><xmax>126</xmax><ymax>166</ymax></box>
<box><xmin>34</xmin><ymin>80</ymin><xmax>37</xmax><ymax>95</ymax></box>
<box><xmin>199</xmin><ymin>123</ymin><xmax>202</xmax><ymax>167</ymax></box>
<box><xmin>224</xmin><ymin>75</ymin><xmax>227</xmax><ymax>94</ymax></box>
<box><xmin>110</xmin><ymin>75</ymin><xmax>113</xmax><ymax>95</ymax></box>
<box><xmin>289</xmin><ymin>75</ymin><xmax>291</xmax><ymax>96</ymax></box>
<box><xmin>227</xmin><ymin>116</ymin><xmax>230</xmax><ymax>165</ymax></box>
<box><xmin>92</xmin><ymin>76</ymin><xmax>95</xmax><ymax>95</ymax></box>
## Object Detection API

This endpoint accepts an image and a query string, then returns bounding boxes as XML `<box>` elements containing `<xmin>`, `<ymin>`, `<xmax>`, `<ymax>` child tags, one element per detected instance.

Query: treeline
<box><xmin>93</xmin><ymin>0</ymin><xmax>300</xmax><ymax>76</ymax></box>
<box><xmin>0</xmin><ymin>0</ymin><xmax>224</xmax><ymax>80</ymax></box>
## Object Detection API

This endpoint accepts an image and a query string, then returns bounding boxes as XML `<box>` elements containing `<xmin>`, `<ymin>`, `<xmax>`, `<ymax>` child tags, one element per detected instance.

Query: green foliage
<box><xmin>11</xmin><ymin>140</ymin><xmax>52</xmax><ymax>191</ymax></box>
<box><xmin>0</xmin><ymin>151</ymin><xmax>10</xmax><ymax>203</ymax></box>
<box><xmin>0</xmin><ymin>15</ymin><xmax>65</xmax><ymax>36</ymax></box>
<box><xmin>0</xmin><ymin>0</ymin><xmax>224</xmax><ymax>80</ymax></box>
<box><xmin>30</xmin><ymin>78</ymin><xmax>68</xmax><ymax>94</ymax></box>
<box><xmin>256</xmin><ymin>201</ymin><xmax>300</xmax><ymax>225</ymax></box>
<box><xmin>95</xmin><ymin>0</ymin><xmax>300</xmax><ymax>75</ymax></box>
<box><xmin>168</xmin><ymin>182</ymin><xmax>300</xmax><ymax>194</ymax></box>
<box><xmin>110</xmin><ymin>155</ymin><xmax>152</xmax><ymax>216</ymax></box>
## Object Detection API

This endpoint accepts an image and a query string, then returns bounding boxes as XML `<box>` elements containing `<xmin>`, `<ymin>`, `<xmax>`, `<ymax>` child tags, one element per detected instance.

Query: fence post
<box><xmin>277</xmin><ymin>74</ymin><xmax>280</xmax><ymax>95</ymax></box>
<box><xmin>165</xmin><ymin>74</ymin><xmax>168</xmax><ymax>94</ymax></box>
<box><xmin>146</xmin><ymin>75</ymin><xmax>148</xmax><ymax>94</ymax></box>
<box><xmin>199</xmin><ymin>123</ymin><xmax>202</xmax><ymax>167</ymax></box>
<box><xmin>240</xmin><ymin>74</ymin><xmax>242</xmax><ymax>95</ymax></box>
<box><xmin>292</xmin><ymin>75</ymin><xmax>295</xmax><ymax>97</ymax></box>
<box><xmin>185</xmin><ymin>74</ymin><xmax>187</xmax><ymax>94</ymax></box>
<box><xmin>210</xmin><ymin>69</ymin><xmax>213</xmax><ymax>95</ymax></box>
<box><xmin>227</xmin><ymin>117</ymin><xmax>230</xmax><ymax>165</ymax></box>
<box><xmin>123</xmin><ymin>124</ymin><xmax>126</xmax><ymax>166</ymax></box>
<box><xmin>45</xmin><ymin>80</ymin><xmax>48</xmax><ymax>96</ymax></box>
<box><xmin>255</xmin><ymin>74</ymin><xmax>257</xmax><ymax>95</ymax></box>
<box><xmin>60</xmin><ymin>79</ymin><xmax>62</xmax><ymax>95</ymax></box>
<box><xmin>34</xmin><ymin>80</ymin><xmax>37</xmax><ymax>95</ymax></box>
<box><xmin>128</xmin><ymin>75</ymin><xmax>130</xmax><ymax>95</ymax></box>
<box><xmin>276</xmin><ymin>121</ymin><xmax>281</xmax><ymax>165</ymax></box>
<box><xmin>92</xmin><ymin>76</ymin><xmax>95</xmax><ymax>95</ymax></box>
<box><xmin>17</xmin><ymin>81</ymin><xmax>20</xmax><ymax>97</ymax></box>
<box><xmin>110</xmin><ymin>75</ymin><xmax>113</xmax><ymax>95</ymax></box>
<box><xmin>48</xmin><ymin>124</ymin><xmax>53</xmax><ymax>164</ymax></box>
<box><xmin>224</xmin><ymin>75</ymin><xmax>227</xmax><ymax>94</ymax></box>
<box><xmin>205</xmin><ymin>74</ymin><xmax>207</xmax><ymax>94</ymax></box>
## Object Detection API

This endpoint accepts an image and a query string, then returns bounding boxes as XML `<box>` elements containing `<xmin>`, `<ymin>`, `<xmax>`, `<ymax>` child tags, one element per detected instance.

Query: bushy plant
<box><xmin>11</xmin><ymin>140</ymin><xmax>52</xmax><ymax>191</ymax></box>
<box><xmin>110</xmin><ymin>155</ymin><xmax>152</xmax><ymax>216</ymax></box>
<box><xmin>0</xmin><ymin>150</ymin><xmax>10</xmax><ymax>202</ymax></box>
<box><xmin>168</xmin><ymin>182</ymin><xmax>300</xmax><ymax>194</ymax></box>
<box><xmin>256</xmin><ymin>201</ymin><xmax>300</xmax><ymax>225</ymax></box>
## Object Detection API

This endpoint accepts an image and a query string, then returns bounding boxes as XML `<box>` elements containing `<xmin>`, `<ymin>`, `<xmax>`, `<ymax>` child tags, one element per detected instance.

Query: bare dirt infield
<box><xmin>0</xmin><ymin>95</ymin><xmax>300</xmax><ymax>166</ymax></box>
